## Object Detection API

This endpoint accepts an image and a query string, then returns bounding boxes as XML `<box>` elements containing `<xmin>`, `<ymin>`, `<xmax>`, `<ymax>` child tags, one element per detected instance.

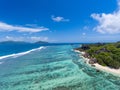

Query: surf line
<box><xmin>0</xmin><ymin>46</ymin><xmax>45</xmax><ymax>60</ymax></box>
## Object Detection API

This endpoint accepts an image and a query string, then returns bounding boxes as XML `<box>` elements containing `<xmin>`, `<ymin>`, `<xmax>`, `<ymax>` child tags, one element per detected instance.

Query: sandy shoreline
<box><xmin>74</xmin><ymin>50</ymin><xmax>120</xmax><ymax>76</ymax></box>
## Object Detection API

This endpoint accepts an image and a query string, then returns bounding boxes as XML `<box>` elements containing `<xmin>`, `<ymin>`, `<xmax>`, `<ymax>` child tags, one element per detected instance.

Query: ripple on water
<box><xmin>0</xmin><ymin>45</ymin><xmax>120</xmax><ymax>90</ymax></box>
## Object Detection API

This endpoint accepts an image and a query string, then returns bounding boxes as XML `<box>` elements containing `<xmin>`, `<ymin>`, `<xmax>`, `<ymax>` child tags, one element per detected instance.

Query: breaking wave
<box><xmin>0</xmin><ymin>46</ymin><xmax>45</xmax><ymax>60</ymax></box>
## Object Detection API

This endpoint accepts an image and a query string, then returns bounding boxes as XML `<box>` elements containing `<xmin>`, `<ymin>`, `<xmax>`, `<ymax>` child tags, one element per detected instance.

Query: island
<box><xmin>34</xmin><ymin>41</ymin><xmax>49</xmax><ymax>44</ymax></box>
<box><xmin>0</xmin><ymin>41</ymin><xmax>49</xmax><ymax>45</ymax></box>
<box><xmin>75</xmin><ymin>42</ymin><xmax>120</xmax><ymax>75</ymax></box>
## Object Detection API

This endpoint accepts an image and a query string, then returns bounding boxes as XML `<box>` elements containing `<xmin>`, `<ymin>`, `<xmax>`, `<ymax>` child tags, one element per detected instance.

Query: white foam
<box><xmin>0</xmin><ymin>46</ymin><xmax>45</xmax><ymax>60</ymax></box>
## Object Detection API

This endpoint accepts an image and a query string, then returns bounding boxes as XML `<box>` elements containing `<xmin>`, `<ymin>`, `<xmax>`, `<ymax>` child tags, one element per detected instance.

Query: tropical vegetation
<box><xmin>76</xmin><ymin>42</ymin><xmax>120</xmax><ymax>69</ymax></box>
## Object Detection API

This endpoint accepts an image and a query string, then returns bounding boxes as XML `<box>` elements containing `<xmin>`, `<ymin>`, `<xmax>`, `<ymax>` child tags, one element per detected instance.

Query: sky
<box><xmin>0</xmin><ymin>0</ymin><xmax>120</xmax><ymax>43</ymax></box>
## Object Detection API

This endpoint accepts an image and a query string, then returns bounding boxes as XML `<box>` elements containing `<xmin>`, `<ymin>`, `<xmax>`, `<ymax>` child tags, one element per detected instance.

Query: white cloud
<box><xmin>6</xmin><ymin>36</ymin><xmax>11</xmax><ymax>39</ymax></box>
<box><xmin>4</xmin><ymin>36</ymin><xmax>48</xmax><ymax>42</ymax></box>
<box><xmin>83</xmin><ymin>26</ymin><xmax>89</xmax><ymax>30</ymax></box>
<box><xmin>5</xmin><ymin>36</ymin><xmax>24</xmax><ymax>41</ymax></box>
<box><xmin>91</xmin><ymin>0</ymin><xmax>120</xmax><ymax>34</ymax></box>
<box><xmin>0</xmin><ymin>22</ymin><xmax>49</xmax><ymax>33</ymax></box>
<box><xmin>25</xmin><ymin>24</ymin><xmax>38</xmax><ymax>27</ymax></box>
<box><xmin>51</xmin><ymin>15</ymin><xmax>69</xmax><ymax>22</ymax></box>
<box><xmin>82</xmin><ymin>33</ymin><xmax>86</xmax><ymax>35</ymax></box>
<box><xmin>30</xmin><ymin>36</ymin><xmax>48</xmax><ymax>41</ymax></box>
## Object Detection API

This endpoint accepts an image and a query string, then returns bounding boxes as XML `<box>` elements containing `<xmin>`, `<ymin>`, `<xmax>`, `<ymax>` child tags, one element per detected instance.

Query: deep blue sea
<box><xmin>0</xmin><ymin>42</ymin><xmax>120</xmax><ymax>90</ymax></box>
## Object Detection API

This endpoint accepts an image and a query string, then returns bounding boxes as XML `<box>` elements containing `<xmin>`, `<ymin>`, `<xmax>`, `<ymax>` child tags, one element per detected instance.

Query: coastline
<box><xmin>74</xmin><ymin>50</ymin><xmax>120</xmax><ymax>76</ymax></box>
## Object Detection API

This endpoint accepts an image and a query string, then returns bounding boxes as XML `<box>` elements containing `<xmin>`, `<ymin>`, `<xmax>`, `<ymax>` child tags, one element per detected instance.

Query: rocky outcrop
<box><xmin>82</xmin><ymin>52</ymin><xmax>97</xmax><ymax>64</ymax></box>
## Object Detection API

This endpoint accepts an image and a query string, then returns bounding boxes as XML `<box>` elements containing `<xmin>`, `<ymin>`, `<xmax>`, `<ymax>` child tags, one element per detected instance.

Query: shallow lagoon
<box><xmin>0</xmin><ymin>45</ymin><xmax>120</xmax><ymax>90</ymax></box>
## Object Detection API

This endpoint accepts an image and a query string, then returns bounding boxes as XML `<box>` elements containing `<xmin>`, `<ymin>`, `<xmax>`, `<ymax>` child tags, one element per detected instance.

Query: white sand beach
<box><xmin>75</xmin><ymin>50</ymin><xmax>120</xmax><ymax>76</ymax></box>
<box><xmin>94</xmin><ymin>63</ymin><xmax>120</xmax><ymax>76</ymax></box>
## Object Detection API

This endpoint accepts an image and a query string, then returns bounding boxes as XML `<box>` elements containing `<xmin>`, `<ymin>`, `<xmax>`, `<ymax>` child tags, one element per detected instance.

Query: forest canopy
<box><xmin>76</xmin><ymin>42</ymin><xmax>120</xmax><ymax>69</ymax></box>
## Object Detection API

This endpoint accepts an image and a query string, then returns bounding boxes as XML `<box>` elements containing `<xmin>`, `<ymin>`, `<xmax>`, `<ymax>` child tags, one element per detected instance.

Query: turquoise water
<box><xmin>0</xmin><ymin>45</ymin><xmax>120</xmax><ymax>90</ymax></box>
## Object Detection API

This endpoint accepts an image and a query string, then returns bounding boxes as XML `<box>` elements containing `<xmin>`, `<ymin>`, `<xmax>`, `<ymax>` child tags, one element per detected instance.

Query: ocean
<box><xmin>0</xmin><ymin>42</ymin><xmax>120</xmax><ymax>90</ymax></box>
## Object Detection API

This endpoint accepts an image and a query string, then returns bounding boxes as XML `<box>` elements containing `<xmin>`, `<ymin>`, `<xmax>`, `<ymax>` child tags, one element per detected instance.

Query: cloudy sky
<box><xmin>0</xmin><ymin>0</ymin><xmax>120</xmax><ymax>42</ymax></box>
